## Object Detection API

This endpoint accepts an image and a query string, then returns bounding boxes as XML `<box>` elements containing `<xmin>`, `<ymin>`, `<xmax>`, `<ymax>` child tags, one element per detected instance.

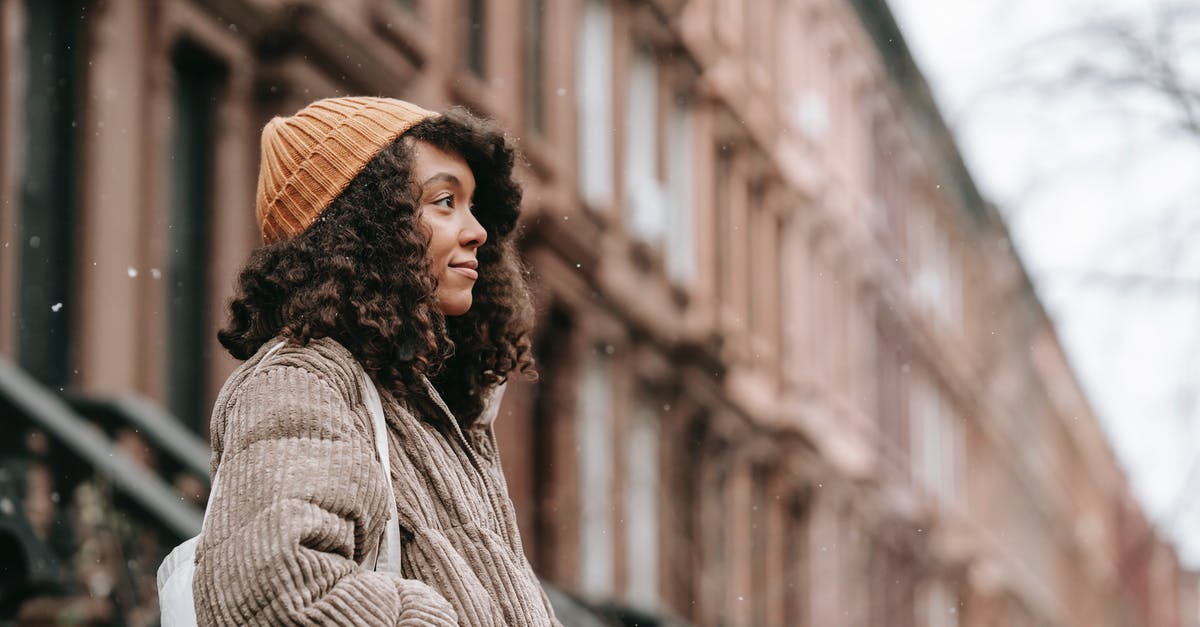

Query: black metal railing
<box><xmin>0</xmin><ymin>356</ymin><xmax>205</xmax><ymax>622</ymax></box>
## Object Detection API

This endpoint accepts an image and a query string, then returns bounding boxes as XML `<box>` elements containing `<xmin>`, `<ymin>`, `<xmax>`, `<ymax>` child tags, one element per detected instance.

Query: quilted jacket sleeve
<box><xmin>192</xmin><ymin>363</ymin><xmax>457</xmax><ymax>626</ymax></box>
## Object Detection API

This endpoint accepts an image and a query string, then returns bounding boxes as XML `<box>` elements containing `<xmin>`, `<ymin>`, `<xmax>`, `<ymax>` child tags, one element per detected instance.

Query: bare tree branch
<box><xmin>1037</xmin><ymin>269</ymin><xmax>1200</xmax><ymax>293</ymax></box>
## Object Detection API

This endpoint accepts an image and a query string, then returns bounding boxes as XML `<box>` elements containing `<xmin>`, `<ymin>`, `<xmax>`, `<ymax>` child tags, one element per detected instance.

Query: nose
<box><xmin>461</xmin><ymin>210</ymin><xmax>487</xmax><ymax>249</ymax></box>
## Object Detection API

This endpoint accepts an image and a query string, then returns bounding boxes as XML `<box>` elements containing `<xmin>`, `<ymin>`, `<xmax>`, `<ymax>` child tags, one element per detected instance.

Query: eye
<box><xmin>433</xmin><ymin>194</ymin><xmax>454</xmax><ymax>208</ymax></box>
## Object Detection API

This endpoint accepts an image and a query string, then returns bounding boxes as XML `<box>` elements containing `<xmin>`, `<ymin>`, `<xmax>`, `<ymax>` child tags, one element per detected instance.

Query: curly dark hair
<box><xmin>218</xmin><ymin>107</ymin><xmax>535</xmax><ymax>425</ymax></box>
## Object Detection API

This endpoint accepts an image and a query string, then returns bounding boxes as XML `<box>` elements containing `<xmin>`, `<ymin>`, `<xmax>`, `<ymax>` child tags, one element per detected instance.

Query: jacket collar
<box><xmin>418</xmin><ymin>376</ymin><xmax>507</xmax><ymax>431</ymax></box>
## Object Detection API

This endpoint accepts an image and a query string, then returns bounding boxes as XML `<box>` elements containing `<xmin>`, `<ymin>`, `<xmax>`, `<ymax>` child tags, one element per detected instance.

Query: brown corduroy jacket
<box><xmin>193</xmin><ymin>337</ymin><xmax>560</xmax><ymax>626</ymax></box>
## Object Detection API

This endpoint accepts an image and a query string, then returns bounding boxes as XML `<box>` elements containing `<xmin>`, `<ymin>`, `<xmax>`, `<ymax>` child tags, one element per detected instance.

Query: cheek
<box><xmin>422</xmin><ymin>217</ymin><xmax>457</xmax><ymax>259</ymax></box>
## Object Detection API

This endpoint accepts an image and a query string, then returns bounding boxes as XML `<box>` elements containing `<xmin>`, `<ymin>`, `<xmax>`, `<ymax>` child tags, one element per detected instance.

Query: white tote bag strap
<box><xmin>159</xmin><ymin>342</ymin><xmax>399</xmax><ymax>627</ymax></box>
<box><xmin>358</xmin><ymin>366</ymin><xmax>404</xmax><ymax>574</ymax></box>
<box><xmin>222</xmin><ymin>345</ymin><xmax>399</xmax><ymax>573</ymax></box>
<box><xmin>207</xmin><ymin>344</ymin><xmax>400</xmax><ymax>572</ymax></box>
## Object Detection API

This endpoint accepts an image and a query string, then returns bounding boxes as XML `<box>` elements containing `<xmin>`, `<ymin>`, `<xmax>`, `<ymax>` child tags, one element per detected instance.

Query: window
<box><xmin>876</xmin><ymin>313</ymin><xmax>910</xmax><ymax>465</ymax></box>
<box><xmin>837</xmin><ymin>512</ymin><xmax>870</xmax><ymax>625</ymax></box>
<box><xmin>672</xmin><ymin>414</ymin><xmax>711</xmax><ymax>623</ymax></box>
<box><xmin>527</xmin><ymin>306</ymin><xmax>574</xmax><ymax>578</ymax></box>
<box><xmin>576</xmin><ymin>0</ymin><xmax>613</xmax><ymax>208</ymax></box>
<box><xmin>869</xmin><ymin>541</ymin><xmax>917</xmax><ymax>627</ymax></box>
<box><xmin>712</xmin><ymin>0</ymin><xmax>740</xmax><ymax>49</ymax></box>
<box><xmin>911</xmin><ymin>377</ymin><xmax>935</xmax><ymax>495</ymax></box>
<box><xmin>714</xmin><ymin>148</ymin><xmax>733</xmax><ymax>305</ymax></box>
<box><xmin>909</xmin><ymin>209</ymin><xmax>933</xmax><ymax>302</ymax></box>
<box><xmin>744</xmin><ymin>0</ymin><xmax>761</xmax><ymax>63</ymax></box>
<box><xmin>578</xmin><ymin>348</ymin><xmax>614</xmax><ymax>597</ymax></box>
<box><xmin>624</xmin><ymin>397</ymin><xmax>660</xmax><ymax>609</ymax></box>
<box><xmin>524</xmin><ymin>0</ymin><xmax>546</xmax><ymax>133</ymax></box>
<box><xmin>834</xmin><ymin>268</ymin><xmax>850</xmax><ymax>392</ymax></box>
<box><xmin>909</xmin><ymin>208</ymin><xmax>963</xmax><ymax>331</ymax></box>
<box><xmin>705</xmin><ymin>462</ymin><xmax>732</xmax><ymax>623</ymax></box>
<box><xmin>750</xmin><ymin>466</ymin><xmax>769</xmax><ymax>626</ymax></box>
<box><xmin>851</xmin><ymin>288</ymin><xmax>876</xmax><ymax>410</ymax></box>
<box><xmin>783</xmin><ymin>493</ymin><xmax>811</xmax><ymax>626</ymax></box>
<box><xmin>1017</xmin><ymin>487</ymin><xmax>1053</xmax><ymax>592</ymax></box>
<box><xmin>821</xmin><ymin>261</ymin><xmax>838</xmax><ymax>379</ymax></box>
<box><xmin>809</xmin><ymin>251</ymin><xmax>827</xmax><ymax>376</ymax></box>
<box><xmin>748</xmin><ymin>200</ymin><xmax>783</xmax><ymax>347</ymax></box>
<box><xmin>784</xmin><ymin>220</ymin><xmax>811</xmax><ymax>379</ymax></box>
<box><xmin>909</xmin><ymin>374</ymin><xmax>965</xmax><ymax>506</ymax></box>
<box><xmin>774</xmin><ymin>214</ymin><xmax>788</xmax><ymax>360</ymax></box>
<box><xmin>464</xmin><ymin>0</ymin><xmax>486</xmax><ymax>77</ymax></box>
<box><xmin>167</xmin><ymin>41</ymin><xmax>225</xmax><ymax>430</ymax></box>
<box><xmin>624</xmin><ymin>48</ymin><xmax>664</xmax><ymax>243</ymax></box>
<box><xmin>868</xmin><ymin>112</ymin><xmax>898</xmax><ymax>238</ymax></box>
<box><xmin>18</xmin><ymin>0</ymin><xmax>84</xmax><ymax>388</ymax></box>
<box><xmin>665</xmin><ymin>99</ymin><xmax>695</xmax><ymax>284</ymax></box>
<box><xmin>917</xmin><ymin>580</ymin><xmax>960</xmax><ymax>627</ymax></box>
<box><xmin>746</xmin><ymin>185</ymin><xmax>765</xmax><ymax>335</ymax></box>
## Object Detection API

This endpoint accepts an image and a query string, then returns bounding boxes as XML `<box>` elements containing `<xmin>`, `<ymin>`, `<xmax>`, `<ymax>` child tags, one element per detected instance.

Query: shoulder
<box><xmin>219</xmin><ymin>336</ymin><xmax>371</xmax><ymax>435</ymax></box>
<box><xmin>252</xmin><ymin>336</ymin><xmax>364</xmax><ymax>399</ymax></box>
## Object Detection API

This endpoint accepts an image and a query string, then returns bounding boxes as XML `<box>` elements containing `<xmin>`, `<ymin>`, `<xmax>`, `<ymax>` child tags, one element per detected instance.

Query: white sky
<box><xmin>886</xmin><ymin>0</ymin><xmax>1200</xmax><ymax>568</ymax></box>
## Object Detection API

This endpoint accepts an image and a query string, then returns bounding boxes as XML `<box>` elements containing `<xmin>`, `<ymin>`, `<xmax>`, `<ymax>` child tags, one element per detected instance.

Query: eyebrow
<box><xmin>421</xmin><ymin>173</ymin><xmax>463</xmax><ymax>188</ymax></box>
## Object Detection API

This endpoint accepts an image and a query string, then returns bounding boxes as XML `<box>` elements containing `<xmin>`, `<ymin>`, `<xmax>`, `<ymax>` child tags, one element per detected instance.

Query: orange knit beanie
<box><xmin>255</xmin><ymin>96</ymin><xmax>438</xmax><ymax>244</ymax></box>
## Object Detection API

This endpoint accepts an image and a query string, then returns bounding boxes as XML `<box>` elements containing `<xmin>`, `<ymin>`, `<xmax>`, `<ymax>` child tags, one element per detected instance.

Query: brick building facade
<box><xmin>0</xmin><ymin>0</ymin><xmax>1196</xmax><ymax>625</ymax></box>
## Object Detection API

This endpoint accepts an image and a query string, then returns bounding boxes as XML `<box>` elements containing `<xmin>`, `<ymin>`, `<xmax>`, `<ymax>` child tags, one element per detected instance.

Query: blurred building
<box><xmin>0</xmin><ymin>0</ymin><xmax>1196</xmax><ymax>625</ymax></box>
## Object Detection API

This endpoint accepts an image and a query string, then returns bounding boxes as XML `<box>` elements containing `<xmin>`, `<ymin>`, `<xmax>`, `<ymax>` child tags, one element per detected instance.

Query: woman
<box><xmin>193</xmin><ymin>97</ymin><xmax>560</xmax><ymax>626</ymax></box>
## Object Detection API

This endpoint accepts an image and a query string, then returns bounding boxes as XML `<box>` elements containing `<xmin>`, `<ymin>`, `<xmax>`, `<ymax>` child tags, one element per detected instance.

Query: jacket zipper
<box><xmin>418</xmin><ymin>376</ymin><xmax>492</xmax><ymax>491</ymax></box>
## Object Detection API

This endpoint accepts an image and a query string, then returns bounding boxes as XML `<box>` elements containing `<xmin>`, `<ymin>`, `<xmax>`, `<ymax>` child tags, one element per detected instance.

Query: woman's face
<box><xmin>411</xmin><ymin>139</ymin><xmax>487</xmax><ymax>316</ymax></box>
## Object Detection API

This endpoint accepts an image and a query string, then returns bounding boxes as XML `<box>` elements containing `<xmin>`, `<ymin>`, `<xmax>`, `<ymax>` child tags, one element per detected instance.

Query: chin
<box><xmin>440</xmin><ymin>298</ymin><xmax>473</xmax><ymax>317</ymax></box>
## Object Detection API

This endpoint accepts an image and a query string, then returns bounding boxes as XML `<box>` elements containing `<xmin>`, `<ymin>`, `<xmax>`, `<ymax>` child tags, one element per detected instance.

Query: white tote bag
<box><xmin>157</xmin><ymin>343</ymin><xmax>402</xmax><ymax>625</ymax></box>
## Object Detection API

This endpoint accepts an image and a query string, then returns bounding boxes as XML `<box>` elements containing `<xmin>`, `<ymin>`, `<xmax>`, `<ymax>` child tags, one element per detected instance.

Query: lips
<box><xmin>450</xmin><ymin>259</ymin><xmax>479</xmax><ymax>281</ymax></box>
